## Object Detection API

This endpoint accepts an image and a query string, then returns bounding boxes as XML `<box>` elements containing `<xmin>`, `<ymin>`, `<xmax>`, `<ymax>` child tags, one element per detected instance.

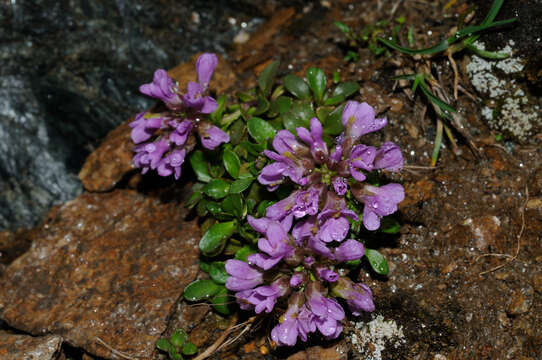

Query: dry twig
<box><xmin>95</xmin><ymin>337</ymin><xmax>143</xmax><ymax>360</ymax></box>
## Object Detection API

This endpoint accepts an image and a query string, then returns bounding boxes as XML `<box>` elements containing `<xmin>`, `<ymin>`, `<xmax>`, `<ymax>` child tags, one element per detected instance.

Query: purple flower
<box><xmin>332</xmin><ymin>177</ymin><xmax>347</xmax><ymax>196</ymax></box>
<box><xmin>139</xmin><ymin>69</ymin><xmax>183</xmax><ymax>109</ymax></box>
<box><xmin>183</xmin><ymin>82</ymin><xmax>218</xmax><ymax>114</ymax></box>
<box><xmin>317</xmin><ymin>195</ymin><xmax>358</xmax><ymax>243</ymax></box>
<box><xmin>196</xmin><ymin>53</ymin><xmax>218</xmax><ymax>89</ymax></box>
<box><xmin>258</xmin><ymin>130</ymin><xmax>312</xmax><ymax>190</ymax></box>
<box><xmin>235</xmin><ymin>278</ymin><xmax>289</xmax><ymax>313</ymax></box>
<box><xmin>225</xmin><ymin>260</ymin><xmax>263</xmax><ymax>292</ymax></box>
<box><xmin>271</xmin><ymin>293</ymin><xmax>314</xmax><ymax>346</ymax></box>
<box><xmin>198</xmin><ymin>123</ymin><xmax>230</xmax><ymax>150</ymax></box>
<box><xmin>132</xmin><ymin>139</ymin><xmax>170</xmax><ymax>172</ymax></box>
<box><xmin>358</xmin><ymin>184</ymin><xmax>405</xmax><ymax>231</ymax></box>
<box><xmin>306</xmin><ymin>283</ymin><xmax>345</xmax><ymax>339</ymax></box>
<box><xmin>292</xmin><ymin>187</ymin><xmax>321</xmax><ymax>218</ymax></box>
<box><xmin>129</xmin><ymin>112</ymin><xmax>163</xmax><ymax>144</ymax></box>
<box><xmin>342</xmin><ymin>101</ymin><xmax>387</xmax><ymax>141</ymax></box>
<box><xmin>290</xmin><ymin>273</ymin><xmax>305</xmax><ymax>287</ymax></box>
<box><xmin>297</xmin><ymin>118</ymin><xmax>328</xmax><ymax>164</ymax></box>
<box><xmin>168</xmin><ymin>120</ymin><xmax>193</xmax><ymax>146</ymax></box>
<box><xmin>315</xmin><ymin>267</ymin><xmax>339</xmax><ymax>282</ymax></box>
<box><xmin>248</xmin><ymin>221</ymin><xmax>294</xmax><ymax>270</ymax></box>
<box><xmin>157</xmin><ymin>149</ymin><xmax>186</xmax><ymax>179</ymax></box>
<box><xmin>334</xmin><ymin>239</ymin><xmax>365</xmax><ymax>262</ymax></box>
<box><xmin>374</xmin><ymin>141</ymin><xmax>403</xmax><ymax>171</ymax></box>
<box><xmin>349</xmin><ymin>144</ymin><xmax>376</xmax><ymax>182</ymax></box>
<box><xmin>332</xmin><ymin>278</ymin><xmax>375</xmax><ymax>315</ymax></box>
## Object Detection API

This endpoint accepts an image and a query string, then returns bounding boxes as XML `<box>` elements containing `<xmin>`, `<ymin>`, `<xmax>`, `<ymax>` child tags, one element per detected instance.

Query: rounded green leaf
<box><xmin>189</xmin><ymin>151</ymin><xmax>211</xmax><ymax>183</ymax></box>
<box><xmin>182</xmin><ymin>341</ymin><xmax>198</xmax><ymax>356</ymax></box>
<box><xmin>247</xmin><ymin>117</ymin><xmax>276</xmax><ymax>143</ymax></box>
<box><xmin>331</xmin><ymin>81</ymin><xmax>360</xmax><ymax>98</ymax></box>
<box><xmin>323</xmin><ymin>103</ymin><xmax>345</xmax><ymax>135</ymax></box>
<box><xmin>229</xmin><ymin>177</ymin><xmax>254</xmax><ymax>194</ymax></box>
<box><xmin>211</xmin><ymin>287</ymin><xmax>231</xmax><ymax>315</ymax></box>
<box><xmin>283</xmin><ymin>74</ymin><xmax>311</xmax><ymax>99</ymax></box>
<box><xmin>221</xmin><ymin>194</ymin><xmax>244</xmax><ymax>219</ymax></box>
<box><xmin>209</xmin><ymin>261</ymin><xmax>228</xmax><ymax>284</ymax></box>
<box><xmin>257</xmin><ymin>60</ymin><xmax>279</xmax><ymax>96</ymax></box>
<box><xmin>306</xmin><ymin>67</ymin><xmax>327</xmax><ymax>104</ymax></box>
<box><xmin>183</xmin><ymin>279</ymin><xmax>221</xmax><ymax>301</ymax></box>
<box><xmin>170</xmin><ymin>330</ymin><xmax>186</xmax><ymax>348</ymax></box>
<box><xmin>223</xmin><ymin>149</ymin><xmax>241</xmax><ymax>179</ymax></box>
<box><xmin>203</xmin><ymin>179</ymin><xmax>230</xmax><ymax>199</ymax></box>
<box><xmin>156</xmin><ymin>339</ymin><xmax>172</xmax><ymax>352</ymax></box>
<box><xmin>234</xmin><ymin>245</ymin><xmax>257</xmax><ymax>262</ymax></box>
<box><xmin>199</xmin><ymin>221</ymin><xmax>237</xmax><ymax>256</ymax></box>
<box><xmin>365</xmin><ymin>249</ymin><xmax>389</xmax><ymax>275</ymax></box>
<box><xmin>380</xmin><ymin>217</ymin><xmax>401</xmax><ymax>234</ymax></box>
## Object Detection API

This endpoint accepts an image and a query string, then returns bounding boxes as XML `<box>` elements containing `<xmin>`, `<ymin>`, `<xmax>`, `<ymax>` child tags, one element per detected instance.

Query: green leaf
<box><xmin>211</xmin><ymin>287</ymin><xmax>231</xmax><ymax>315</ymax></box>
<box><xmin>323</xmin><ymin>104</ymin><xmax>345</xmax><ymax>135</ymax></box>
<box><xmin>247</xmin><ymin>117</ymin><xmax>276</xmax><ymax>143</ymax></box>
<box><xmin>209</xmin><ymin>95</ymin><xmax>226</xmax><ymax>123</ymax></box>
<box><xmin>156</xmin><ymin>338</ymin><xmax>172</xmax><ymax>352</ymax></box>
<box><xmin>331</xmin><ymin>81</ymin><xmax>360</xmax><ymax>98</ymax></box>
<box><xmin>223</xmin><ymin>149</ymin><xmax>241</xmax><ymax>179</ymax></box>
<box><xmin>283</xmin><ymin>100</ymin><xmax>315</xmax><ymax>133</ymax></box>
<box><xmin>344</xmin><ymin>259</ymin><xmax>361</xmax><ymax>268</ymax></box>
<box><xmin>253</xmin><ymin>94</ymin><xmax>270</xmax><ymax>116</ymax></box>
<box><xmin>257</xmin><ymin>200</ymin><xmax>274</xmax><ymax>217</ymax></box>
<box><xmin>190</xmin><ymin>151</ymin><xmax>211</xmax><ymax>183</ymax></box>
<box><xmin>283</xmin><ymin>74</ymin><xmax>311</xmax><ymax>99</ymax></box>
<box><xmin>306</xmin><ymin>67</ymin><xmax>327</xmax><ymax>105</ymax></box>
<box><xmin>229</xmin><ymin>177</ymin><xmax>254</xmax><ymax>194</ymax></box>
<box><xmin>196</xmin><ymin>199</ymin><xmax>208</xmax><ymax>217</ymax></box>
<box><xmin>220</xmin><ymin>109</ymin><xmax>242</xmax><ymax>128</ymax></box>
<box><xmin>334</xmin><ymin>20</ymin><xmax>350</xmax><ymax>34</ymax></box>
<box><xmin>182</xmin><ymin>341</ymin><xmax>198</xmax><ymax>356</ymax></box>
<box><xmin>365</xmin><ymin>249</ymin><xmax>389</xmax><ymax>275</ymax></box>
<box><xmin>221</xmin><ymin>194</ymin><xmax>245</xmax><ymax>219</ymax></box>
<box><xmin>323</xmin><ymin>95</ymin><xmax>345</xmax><ymax>106</ymax></box>
<box><xmin>186</xmin><ymin>189</ymin><xmax>202</xmax><ymax>209</ymax></box>
<box><xmin>203</xmin><ymin>179</ymin><xmax>231</xmax><ymax>199</ymax></box>
<box><xmin>200</xmin><ymin>260</ymin><xmax>211</xmax><ymax>273</ymax></box>
<box><xmin>199</xmin><ymin>221</ymin><xmax>236</xmax><ymax>256</ymax></box>
<box><xmin>228</xmin><ymin>118</ymin><xmax>246</xmax><ymax>145</ymax></box>
<box><xmin>169</xmin><ymin>350</ymin><xmax>182</xmax><ymax>360</ymax></box>
<box><xmin>258</xmin><ymin>60</ymin><xmax>279</xmax><ymax>96</ymax></box>
<box><xmin>209</xmin><ymin>261</ymin><xmax>228</xmax><ymax>284</ymax></box>
<box><xmin>380</xmin><ymin>217</ymin><xmax>401</xmax><ymax>234</ymax></box>
<box><xmin>234</xmin><ymin>245</ymin><xmax>256</xmax><ymax>262</ymax></box>
<box><xmin>184</xmin><ymin>279</ymin><xmax>221</xmax><ymax>301</ymax></box>
<box><xmin>170</xmin><ymin>330</ymin><xmax>186</xmax><ymax>348</ymax></box>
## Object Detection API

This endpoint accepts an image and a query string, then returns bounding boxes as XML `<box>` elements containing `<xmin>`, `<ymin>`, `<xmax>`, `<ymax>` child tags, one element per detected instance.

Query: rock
<box><xmin>78</xmin><ymin>120</ymin><xmax>134</xmax><ymax>192</ymax></box>
<box><xmin>78</xmin><ymin>54</ymin><xmax>237</xmax><ymax>192</ymax></box>
<box><xmin>506</xmin><ymin>286</ymin><xmax>534</xmax><ymax>316</ymax></box>
<box><xmin>286</xmin><ymin>341</ymin><xmax>349</xmax><ymax>360</ymax></box>
<box><xmin>461</xmin><ymin>215</ymin><xmax>502</xmax><ymax>251</ymax></box>
<box><xmin>0</xmin><ymin>0</ymin><xmax>261</xmax><ymax>230</ymax></box>
<box><xmin>0</xmin><ymin>189</ymin><xmax>200</xmax><ymax>359</ymax></box>
<box><xmin>0</xmin><ymin>331</ymin><xmax>62</xmax><ymax>360</ymax></box>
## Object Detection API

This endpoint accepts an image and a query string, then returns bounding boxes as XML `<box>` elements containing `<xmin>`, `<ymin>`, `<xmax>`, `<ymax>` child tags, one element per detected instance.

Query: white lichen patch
<box><xmin>466</xmin><ymin>40</ymin><xmax>541</xmax><ymax>141</ymax></box>
<box><xmin>349</xmin><ymin>314</ymin><xmax>406</xmax><ymax>360</ymax></box>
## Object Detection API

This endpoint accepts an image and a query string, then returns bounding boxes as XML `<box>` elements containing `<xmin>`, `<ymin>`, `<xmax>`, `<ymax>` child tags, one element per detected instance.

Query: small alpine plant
<box><xmin>131</xmin><ymin>53</ymin><xmax>229</xmax><ymax>179</ymax></box>
<box><xmin>134</xmin><ymin>55</ymin><xmax>404</xmax><ymax>349</ymax></box>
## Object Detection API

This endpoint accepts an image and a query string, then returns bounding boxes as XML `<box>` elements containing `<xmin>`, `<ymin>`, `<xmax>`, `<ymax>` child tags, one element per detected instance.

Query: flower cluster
<box><xmin>259</xmin><ymin>101</ymin><xmax>404</xmax><ymax>231</ymax></box>
<box><xmin>130</xmin><ymin>53</ymin><xmax>229</xmax><ymax>179</ymax></box>
<box><xmin>226</xmin><ymin>102</ymin><xmax>404</xmax><ymax>346</ymax></box>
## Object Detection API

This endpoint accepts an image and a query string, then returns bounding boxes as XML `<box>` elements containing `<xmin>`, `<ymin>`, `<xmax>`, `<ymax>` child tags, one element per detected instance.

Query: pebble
<box><xmin>506</xmin><ymin>286</ymin><xmax>533</xmax><ymax>316</ymax></box>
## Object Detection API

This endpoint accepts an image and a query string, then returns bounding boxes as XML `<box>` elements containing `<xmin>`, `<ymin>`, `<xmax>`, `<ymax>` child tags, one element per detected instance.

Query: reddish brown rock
<box><xmin>0</xmin><ymin>190</ymin><xmax>200</xmax><ymax>359</ymax></box>
<box><xmin>0</xmin><ymin>331</ymin><xmax>62</xmax><ymax>360</ymax></box>
<box><xmin>286</xmin><ymin>341</ymin><xmax>349</xmax><ymax>360</ymax></box>
<box><xmin>78</xmin><ymin>54</ymin><xmax>237</xmax><ymax>192</ymax></box>
<box><xmin>77</xmin><ymin>120</ymin><xmax>134</xmax><ymax>192</ymax></box>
